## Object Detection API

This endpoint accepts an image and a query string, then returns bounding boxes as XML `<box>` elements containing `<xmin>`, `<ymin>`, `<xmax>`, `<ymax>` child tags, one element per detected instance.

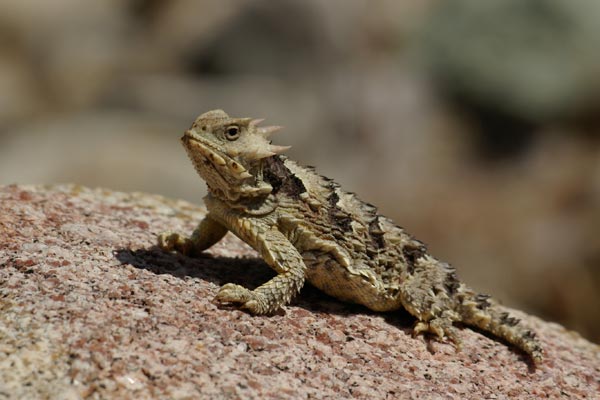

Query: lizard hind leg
<box><xmin>412</xmin><ymin>310</ymin><xmax>463</xmax><ymax>351</ymax></box>
<box><xmin>398</xmin><ymin>255</ymin><xmax>464</xmax><ymax>350</ymax></box>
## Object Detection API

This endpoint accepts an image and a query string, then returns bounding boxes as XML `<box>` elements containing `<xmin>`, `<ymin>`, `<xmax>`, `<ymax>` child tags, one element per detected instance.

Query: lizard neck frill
<box><xmin>206</xmin><ymin>159</ymin><xmax>278</xmax><ymax>215</ymax></box>
<box><xmin>208</xmin><ymin>189</ymin><xmax>279</xmax><ymax>216</ymax></box>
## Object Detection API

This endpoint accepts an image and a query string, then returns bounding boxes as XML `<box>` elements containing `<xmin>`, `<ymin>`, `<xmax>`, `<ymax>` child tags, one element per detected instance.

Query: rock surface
<box><xmin>2</xmin><ymin>0</ymin><xmax>600</xmax><ymax>344</ymax></box>
<box><xmin>1</xmin><ymin>184</ymin><xmax>598</xmax><ymax>399</ymax></box>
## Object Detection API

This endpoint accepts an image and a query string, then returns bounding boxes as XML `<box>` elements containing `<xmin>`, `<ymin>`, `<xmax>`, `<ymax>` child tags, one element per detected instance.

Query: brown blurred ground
<box><xmin>0</xmin><ymin>0</ymin><xmax>599</xmax><ymax>343</ymax></box>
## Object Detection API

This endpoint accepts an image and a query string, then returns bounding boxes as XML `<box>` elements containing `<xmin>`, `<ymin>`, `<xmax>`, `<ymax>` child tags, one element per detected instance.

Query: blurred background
<box><xmin>1</xmin><ymin>0</ymin><xmax>599</xmax><ymax>343</ymax></box>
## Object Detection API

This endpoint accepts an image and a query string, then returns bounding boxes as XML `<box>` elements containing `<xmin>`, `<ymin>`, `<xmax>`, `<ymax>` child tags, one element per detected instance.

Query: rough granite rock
<box><xmin>0</xmin><ymin>184</ymin><xmax>598</xmax><ymax>399</ymax></box>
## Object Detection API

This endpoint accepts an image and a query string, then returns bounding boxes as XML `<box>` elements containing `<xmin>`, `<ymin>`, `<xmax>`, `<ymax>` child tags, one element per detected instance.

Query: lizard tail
<box><xmin>457</xmin><ymin>286</ymin><xmax>543</xmax><ymax>364</ymax></box>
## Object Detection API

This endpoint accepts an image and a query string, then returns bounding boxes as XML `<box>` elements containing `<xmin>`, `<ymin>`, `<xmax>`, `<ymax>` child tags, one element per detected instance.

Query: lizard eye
<box><xmin>225</xmin><ymin>126</ymin><xmax>240</xmax><ymax>141</ymax></box>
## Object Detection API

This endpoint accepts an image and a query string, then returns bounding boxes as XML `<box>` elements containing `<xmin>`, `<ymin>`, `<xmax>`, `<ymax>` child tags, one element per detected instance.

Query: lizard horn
<box><xmin>245</xmin><ymin>144</ymin><xmax>291</xmax><ymax>160</ymax></box>
<box><xmin>258</xmin><ymin>125</ymin><xmax>283</xmax><ymax>138</ymax></box>
<box><xmin>267</xmin><ymin>144</ymin><xmax>291</xmax><ymax>154</ymax></box>
<box><xmin>234</xmin><ymin>117</ymin><xmax>253</xmax><ymax>126</ymax></box>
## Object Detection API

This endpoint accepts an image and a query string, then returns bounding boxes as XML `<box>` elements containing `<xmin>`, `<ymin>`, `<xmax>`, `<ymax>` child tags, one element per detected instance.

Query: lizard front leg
<box><xmin>215</xmin><ymin>222</ymin><xmax>306</xmax><ymax>315</ymax></box>
<box><xmin>158</xmin><ymin>215</ymin><xmax>228</xmax><ymax>256</ymax></box>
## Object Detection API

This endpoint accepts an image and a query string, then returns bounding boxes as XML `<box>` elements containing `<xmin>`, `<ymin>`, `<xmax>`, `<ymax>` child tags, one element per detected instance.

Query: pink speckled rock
<box><xmin>0</xmin><ymin>184</ymin><xmax>598</xmax><ymax>399</ymax></box>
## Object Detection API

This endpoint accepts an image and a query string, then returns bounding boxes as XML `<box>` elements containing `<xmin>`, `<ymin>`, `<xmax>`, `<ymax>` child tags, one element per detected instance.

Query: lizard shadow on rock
<box><xmin>114</xmin><ymin>246</ymin><xmax>275</xmax><ymax>290</ymax></box>
<box><xmin>114</xmin><ymin>248</ymin><xmax>536</xmax><ymax>368</ymax></box>
<box><xmin>113</xmin><ymin>246</ymin><xmax>414</xmax><ymax>335</ymax></box>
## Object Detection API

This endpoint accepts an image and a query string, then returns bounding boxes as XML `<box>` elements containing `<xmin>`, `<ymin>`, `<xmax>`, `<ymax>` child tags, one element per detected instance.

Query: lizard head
<box><xmin>181</xmin><ymin>109</ymin><xmax>290</xmax><ymax>201</ymax></box>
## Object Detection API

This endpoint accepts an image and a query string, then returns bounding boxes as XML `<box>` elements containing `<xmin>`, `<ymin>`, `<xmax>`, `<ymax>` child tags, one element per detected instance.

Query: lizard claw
<box><xmin>157</xmin><ymin>232</ymin><xmax>192</xmax><ymax>255</ymax></box>
<box><xmin>413</xmin><ymin>318</ymin><xmax>462</xmax><ymax>350</ymax></box>
<box><xmin>215</xmin><ymin>284</ymin><xmax>267</xmax><ymax>314</ymax></box>
<box><xmin>215</xmin><ymin>283</ymin><xmax>252</xmax><ymax>303</ymax></box>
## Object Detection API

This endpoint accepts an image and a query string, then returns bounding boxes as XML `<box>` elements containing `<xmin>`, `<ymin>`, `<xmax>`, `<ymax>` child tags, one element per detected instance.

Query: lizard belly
<box><xmin>302</xmin><ymin>254</ymin><xmax>402</xmax><ymax>312</ymax></box>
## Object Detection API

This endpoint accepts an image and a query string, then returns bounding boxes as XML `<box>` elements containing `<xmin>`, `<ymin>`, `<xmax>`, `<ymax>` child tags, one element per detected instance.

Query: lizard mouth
<box><xmin>181</xmin><ymin>130</ymin><xmax>253</xmax><ymax>181</ymax></box>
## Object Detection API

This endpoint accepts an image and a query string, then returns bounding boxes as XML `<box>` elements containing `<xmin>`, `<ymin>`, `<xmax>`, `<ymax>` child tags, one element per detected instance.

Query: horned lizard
<box><xmin>158</xmin><ymin>109</ymin><xmax>543</xmax><ymax>364</ymax></box>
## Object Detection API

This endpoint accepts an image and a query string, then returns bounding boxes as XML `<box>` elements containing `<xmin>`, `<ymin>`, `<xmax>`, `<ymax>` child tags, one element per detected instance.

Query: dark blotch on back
<box><xmin>402</xmin><ymin>243</ymin><xmax>427</xmax><ymax>274</ymax></box>
<box><xmin>500</xmin><ymin>312</ymin><xmax>520</xmax><ymax>327</ymax></box>
<box><xmin>475</xmin><ymin>293</ymin><xmax>491</xmax><ymax>310</ymax></box>
<box><xmin>263</xmin><ymin>156</ymin><xmax>306</xmax><ymax>198</ymax></box>
<box><xmin>327</xmin><ymin>188</ymin><xmax>353</xmax><ymax>231</ymax></box>
<box><xmin>330</xmin><ymin>209</ymin><xmax>353</xmax><ymax>232</ymax></box>
<box><xmin>368</xmin><ymin>216</ymin><xmax>385</xmax><ymax>249</ymax></box>
<box><xmin>444</xmin><ymin>273</ymin><xmax>460</xmax><ymax>295</ymax></box>
<box><xmin>523</xmin><ymin>330</ymin><xmax>536</xmax><ymax>339</ymax></box>
<box><xmin>327</xmin><ymin>190</ymin><xmax>339</xmax><ymax>208</ymax></box>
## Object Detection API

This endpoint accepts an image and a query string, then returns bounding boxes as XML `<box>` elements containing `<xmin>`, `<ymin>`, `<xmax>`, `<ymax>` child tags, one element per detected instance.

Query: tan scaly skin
<box><xmin>158</xmin><ymin>109</ymin><xmax>543</xmax><ymax>365</ymax></box>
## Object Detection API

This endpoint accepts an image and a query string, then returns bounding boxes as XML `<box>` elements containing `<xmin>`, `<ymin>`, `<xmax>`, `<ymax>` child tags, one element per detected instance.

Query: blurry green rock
<box><xmin>421</xmin><ymin>0</ymin><xmax>600</xmax><ymax>122</ymax></box>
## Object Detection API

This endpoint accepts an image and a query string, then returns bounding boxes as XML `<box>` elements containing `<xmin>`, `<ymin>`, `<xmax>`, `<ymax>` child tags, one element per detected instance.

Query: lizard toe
<box><xmin>215</xmin><ymin>283</ymin><xmax>253</xmax><ymax>304</ymax></box>
<box><xmin>158</xmin><ymin>232</ymin><xmax>192</xmax><ymax>255</ymax></box>
<box><xmin>413</xmin><ymin>317</ymin><xmax>463</xmax><ymax>351</ymax></box>
<box><xmin>215</xmin><ymin>284</ymin><xmax>272</xmax><ymax>315</ymax></box>
<box><xmin>241</xmin><ymin>299</ymin><xmax>264</xmax><ymax>314</ymax></box>
<box><xmin>157</xmin><ymin>231</ymin><xmax>176</xmax><ymax>250</ymax></box>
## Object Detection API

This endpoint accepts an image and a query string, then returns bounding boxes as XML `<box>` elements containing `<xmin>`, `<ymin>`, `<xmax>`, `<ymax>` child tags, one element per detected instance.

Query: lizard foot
<box><xmin>157</xmin><ymin>232</ymin><xmax>192</xmax><ymax>255</ymax></box>
<box><xmin>413</xmin><ymin>317</ymin><xmax>462</xmax><ymax>351</ymax></box>
<box><xmin>215</xmin><ymin>283</ymin><xmax>269</xmax><ymax>315</ymax></box>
